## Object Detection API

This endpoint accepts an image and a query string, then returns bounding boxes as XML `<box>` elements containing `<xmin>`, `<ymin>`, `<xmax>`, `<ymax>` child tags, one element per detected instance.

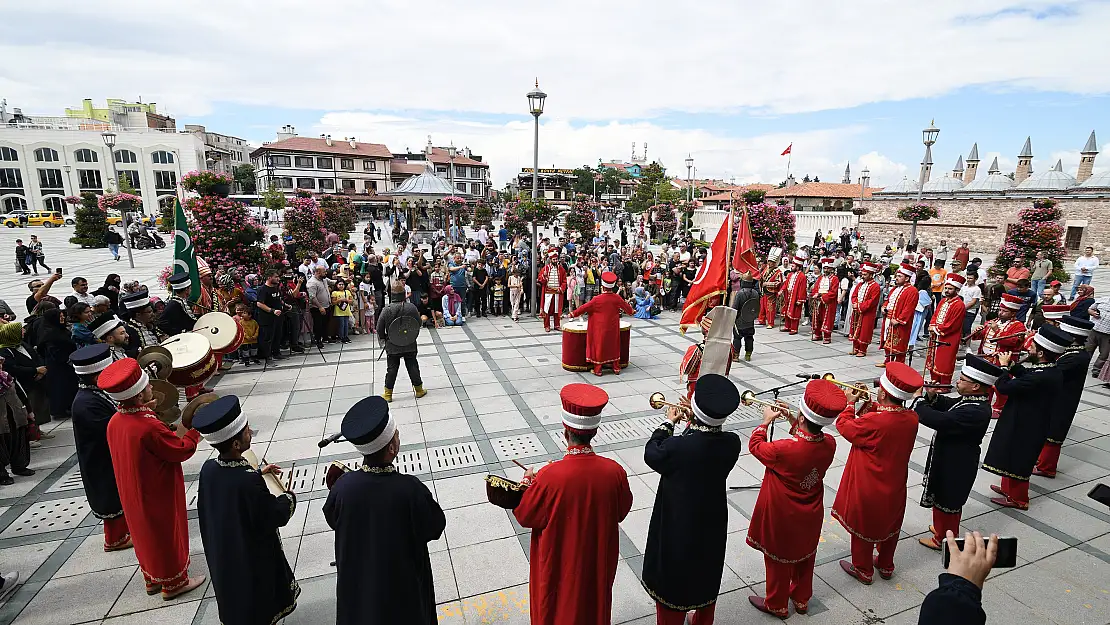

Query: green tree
<box><xmin>256</xmin><ymin>185</ymin><xmax>287</xmax><ymax>215</ymax></box>
<box><xmin>319</xmin><ymin>194</ymin><xmax>358</xmax><ymax>236</ymax></box>
<box><xmin>742</xmin><ymin>189</ymin><xmax>766</xmax><ymax>205</ymax></box>
<box><xmin>115</xmin><ymin>173</ymin><xmax>139</xmax><ymax>196</ymax></box>
<box><xmin>233</xmin><ymin>164</ymin><xmax>257</xmax><ymax>195</ymax></box>
<box><xmin>70</xmin><ymin>192</ymin><xmax>108</xmax><ymax>247</ymax></box>
<box><xmin>158</xmin><ymin>199</ymin><xmax>175</xmax><ymax>233</ymax></box>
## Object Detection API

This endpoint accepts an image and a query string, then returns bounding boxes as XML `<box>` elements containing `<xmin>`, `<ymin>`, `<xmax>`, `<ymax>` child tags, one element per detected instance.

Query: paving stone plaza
<box><xmin>0</xmin><ymin>225</ymin><xmax>1108</xmax><ymax>624</ymax></box>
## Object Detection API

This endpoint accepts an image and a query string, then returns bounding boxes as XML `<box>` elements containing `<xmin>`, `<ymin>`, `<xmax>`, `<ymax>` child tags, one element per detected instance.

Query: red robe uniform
<box><xmin>780</xmin><ymin>270</ymin><xmax>808</xmax><ymax>334</ymax></box>
<box><xmin>847</xmin><ymin>279</ymin><xmax>881</xmax><ymax>355</ymax></box>
<box><xmin>758</xmin><ymin>267</ymin><xmax>783</xmax><ymax>328</ymax></box>
<box><xmin>924</xmin><ymin>296</ymin><xmax>966</xmax><ymax>386</ymax></box>
<box><xmin>571</xmin><ymin>292</ymin><xmax>635</xmax><ymax>367</ymax></box>
<box><xmin>538</xmin><ymin>263</ymin><xmax>568</xmax><ymax>322</ymax></box>
<box><xmin>880</xmin><ymin>284</ymin><xmax>918</xmax><ymax>363</ymax></box>
<box><xmin>969</xmin><ymin>318</ymin><xmax>1026</xmax><ymax>417</ymax></box>
<box><xmin>809</xmin><ymin>274</ymin><xmax>838</xmax><ymax>342</ymax></box>
<box><xmin>106</xmin><ymin>406</ymin><xmax>201</xmax><ymax>592</ymax></box>
<box><xmin>832</xmin><ymin>402</ymin><xmax>918</xmax><ymax>581</ymax></box>
<box><xmin>747</xmin><ymin>423</ymin><xmax>836</xmax><ymax>615</ymax></box>
<box><xmin>514</xmin><ymin>448</ymin><xmax>634</xmax><ymax>625</ymax></box>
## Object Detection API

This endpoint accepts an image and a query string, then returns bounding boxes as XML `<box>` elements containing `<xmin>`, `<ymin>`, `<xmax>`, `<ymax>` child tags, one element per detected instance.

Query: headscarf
<box><xmin>1072</xmin><ymin>285</ymin><xmax>1095</xmax><ymax>308</ymax></box>
<box><xmin>634</xmin><ymin>286</ymin><xmax>646</xmax><ymax>299</ymax></box>
<box><xmin>0</xmin><ymin>322</ymin><xmax>24</xmax><ymax>349</ymax></box>
<box><xmin>444</xmin><ymin>285</ymin><xmax>462</xmax><ymax>313</ymax></box>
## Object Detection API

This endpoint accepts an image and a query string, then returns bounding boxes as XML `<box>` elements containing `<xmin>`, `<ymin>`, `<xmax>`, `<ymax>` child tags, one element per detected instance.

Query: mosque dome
<box><xmin>1014</xmin><ymin>169</ymin><xmax>1076</xmax><ymax>191</ymax></box>
<box><xmin>961</xmin><ymin>173</ymin><xmax>1014</xmax><ymax>193</ymax></box>
<box><xmin>1077</xmin><ymin>169</ymin><xmax>1110</xmax><ymax>190</ymax></box>
<box><xmin>921</xmin><ymin>176</ymin><xmax>964</xmax><ymax>193</ymax></box>
<box><xmin>876</xmin><ymin>177</ymin><xmax>919</xmax><ymax>194</ymax></box>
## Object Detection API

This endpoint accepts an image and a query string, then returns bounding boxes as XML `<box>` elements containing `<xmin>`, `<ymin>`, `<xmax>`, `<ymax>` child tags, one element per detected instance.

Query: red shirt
<box><xmin>571</xmin><ymin>292</ymin><xmax>634</xmax><ymax>365</ymax></box>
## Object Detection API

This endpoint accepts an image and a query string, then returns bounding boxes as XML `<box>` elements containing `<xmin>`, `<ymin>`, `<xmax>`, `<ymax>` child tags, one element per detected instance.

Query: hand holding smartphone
<box><xmin>942</xmin><ymin>531</ymin><xmax>1018</xmax><ymax>574</ymax></box>
<box><xmin>55</xmin><ymin>267</ymin><xmax>63</xmax><ymax>276</ymax></box>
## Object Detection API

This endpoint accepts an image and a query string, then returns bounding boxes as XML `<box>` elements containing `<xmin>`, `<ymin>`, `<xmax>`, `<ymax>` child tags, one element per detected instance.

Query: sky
<box><xmin>2</xmin><ymin>0</ymin><xmax>1108</xmax><ymax>188</ymax></box>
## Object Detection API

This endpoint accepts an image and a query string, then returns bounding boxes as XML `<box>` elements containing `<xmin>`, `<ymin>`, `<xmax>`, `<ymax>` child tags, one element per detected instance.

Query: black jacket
<box><xmin>376</xmin><ymin>294</ymin><xmax>421</xmax><ymax>355</ymax></box>
<box><xmin>731</xmin><ymin>281</ymin><xmax>760</xmax><ymax>332</ymax></box>
<box><xmin>914</xmin><ymin>394</ymin><xmax>991</xmax><ymax>513</ymax></box>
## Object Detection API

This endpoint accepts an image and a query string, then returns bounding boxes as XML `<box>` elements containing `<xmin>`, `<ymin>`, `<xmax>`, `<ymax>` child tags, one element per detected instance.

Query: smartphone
<box><xmin>942</xmin><ymin>536</ymin><xmax>1018</xmax><ymax>568</ymax></box>
<box><xmin>1088</xmin><ymin>483</ymin><xmax>1110</xmax><ymax>508</ymax></box>
<box><xmin>55</xmin><ymin>267</ymin><xmax>62</xmax><ymax>276</ymax></box>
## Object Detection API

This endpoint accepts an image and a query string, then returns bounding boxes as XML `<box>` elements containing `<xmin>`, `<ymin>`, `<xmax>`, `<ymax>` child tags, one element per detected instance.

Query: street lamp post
<box><xmin>859</xmin><ymin>166</ymin><xmax>869</xmax><ymax>227</ymax></box>
<box><xmin>685</xmin><ymin>155</ymin><xmax>694</xmax><ymax>234</ymax></box>
<box><xmin>912</xmin><ymin>120</ymin><xmax>939</xmax><ymax>245</ymax></box>
<box><xmin>447</xmin><ymin>143</ymin><xmax>457</xmax><ymax>236</ymax></box>
<box><xmin>102</xmin><ymin>131</ymin><xmax>135</xmax><ymax>269</ymax></box>
<box><xmin>527</xmin><ymin>79</ymin><xmax>547</xmax><ymax>314</ymax></box>
<box><xmin>62</xmin><ymin>165</ymin><xmax>73</xmax><ymax>216</ymax></box>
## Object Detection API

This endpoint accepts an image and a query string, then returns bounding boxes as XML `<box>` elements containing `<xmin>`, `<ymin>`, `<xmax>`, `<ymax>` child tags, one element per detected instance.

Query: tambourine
<box><xmin>485</xmin><ymin>474</ymin><xmax>526</xmax><ymax>509</ymax></box>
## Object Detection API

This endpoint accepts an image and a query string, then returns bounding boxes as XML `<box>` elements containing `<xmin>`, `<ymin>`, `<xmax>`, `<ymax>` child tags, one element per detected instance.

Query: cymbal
<box><xmin>138</xmin><ymin>346</ymin><xmax>173</xmax><ymax>380</ymax></box>
<box><xmin>181</xmin><ymin>393</ymin><xmax>219</xmax><ymax>431</ymax></box>
<box><xmin>150</xmin><ymin>380</ymin><xmax>179</xmax><ymax>410</ymax></box>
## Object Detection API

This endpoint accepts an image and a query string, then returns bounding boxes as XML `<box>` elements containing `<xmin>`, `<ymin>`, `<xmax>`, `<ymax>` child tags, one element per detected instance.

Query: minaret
<box><xmin>963</xmin><ymin>143</ymin><xmax>980</xmax><ymax>183</ymax></box>
<box><xmin>987</xmin><ymin>157</ymin><xmax>1001</xmax><ymax>175</ymax></box>
<box><xmin>1078</xmin><ymin>130</ymin><xmax>1098</xmax><ymax>183</ymax></box>
<box><xmin>952</xmin><ymin>155</ymin><xmax>965</xmax><ymax>180</ymax></box>
<box><xmin>842</xmin><ymin>162</ymin><xmax>851</xmax><ymax>184</ymax></box>
<box><xmin>1016</xmin><ymin>137</ymin><xmax>1033</xmax><ymax>183</ymax></box>
<box><xmin>922</xmin><ymin>145</ymin><xmax>934</xmax><ymax>184</ymax></box>
<box><xmin>1054</xmin><ymin>159</ymin><xmax>1063</xmax><ymax>172</ymax></box>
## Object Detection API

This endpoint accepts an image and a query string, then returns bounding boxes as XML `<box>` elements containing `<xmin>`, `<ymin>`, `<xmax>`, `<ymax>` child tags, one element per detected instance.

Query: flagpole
<box><xmin>724</xmin><ymin>191</ymin><xmax>736</xmax><ymax>306</ymax></box>
<box><xmin>786</xmin><ymin>151</ymin><xmax>792</xmax><ymax>182</ymax></box>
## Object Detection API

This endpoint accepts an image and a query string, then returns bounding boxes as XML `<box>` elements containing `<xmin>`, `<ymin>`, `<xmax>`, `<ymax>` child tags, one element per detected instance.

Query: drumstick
<box><xmin>511</xmin><ymin>459</ymin><xmax>529</xmax><ymax>472</ymax></box>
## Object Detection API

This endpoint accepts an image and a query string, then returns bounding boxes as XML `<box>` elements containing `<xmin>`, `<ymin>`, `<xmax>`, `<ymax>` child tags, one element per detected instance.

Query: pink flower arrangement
<box><xmin>185</xmin><ymin>194</ymin><xmax>266</xmax><ymax>274</ymax></box>
<box><xmin>897</xmin><ymin>203</ymin><xmax>938</xmax><ymax>222</ymax></box>
<box><xmin>98</xmin><ymin>193</ymin><xmax>143</xmax><ymax>211</ymax></box>
<box><xmin>64</xmin><ymin>195</ymin><xmax>82</xmax><ymax>205</ymax></box>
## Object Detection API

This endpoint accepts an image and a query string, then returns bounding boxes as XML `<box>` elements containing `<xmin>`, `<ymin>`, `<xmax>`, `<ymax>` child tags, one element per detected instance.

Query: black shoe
<box><xmin>0</xmin><ymin>474</ymin><xmax>12</xmax><ymax>486</ymax></box>
<box><xmin>11</xmin><ymin>468</ymin><xmax>34</xmax><ymax>477</ymax></box>
<box><xmin>273</xmin><ymin>354</ymin><xmax>287</xmax><ymax>361</ymax></box>
<box><xmin>290</xmin><ymin>345</ymin><xmax>305</xmax><ymax>353</ymax></box>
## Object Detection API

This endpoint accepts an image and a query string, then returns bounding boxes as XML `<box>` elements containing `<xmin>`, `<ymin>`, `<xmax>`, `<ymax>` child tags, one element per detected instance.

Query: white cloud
<box><xmin>857</xmin><ymin>152</ymin><xmax>912</xmax><ymax>186</ymax></box>
<box><xmin>2</xmin><ymin>0</ymin><xmax>1109</xmax><ymax>121</ymax></box>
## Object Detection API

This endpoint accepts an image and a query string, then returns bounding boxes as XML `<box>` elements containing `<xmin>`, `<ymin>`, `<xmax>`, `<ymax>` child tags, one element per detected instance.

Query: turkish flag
<box><xmin>732</xmin><ymin>207</ymin><xmax>761</xmax><ymax>276</ymax></box>
<box><xmin>781</xmin><ymin>144</ymin><xmax>792</xmax><ymax>156</ymax></box>
<box><xmin>680</xmin><ymin>212</ymin><xmax>732</xmax><ymax>332</ymax></box>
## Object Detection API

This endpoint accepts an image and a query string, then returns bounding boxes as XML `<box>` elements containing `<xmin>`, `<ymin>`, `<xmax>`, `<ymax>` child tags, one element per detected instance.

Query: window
<box><xmin>319</xmin><ymin>178</ymin><xmax>334</xmax><ymax>190</ymax></box>
<box><xmin>340</xmin><ymin>159</ymin><xmax>354</xmax><ymax>170</ymax></box>
<box><xmin>44</xmin><ymin>196</ymin><xmax>66</xmax><ymax>213</ymax></box>
<box><xmin>154</xmin><ymin>171</ymin><xmax>177</xmax><ymax>190</ymax></box>
<box><xmin>455</xmin><ymin>165</ymin><xmax>466</xmax><ymax>177</ymax></box>
<box><xmin>471</xmin><ymin>183</ymin><xmax>482</xmax><ymax>195</ymax></box>
<box><xmin>1065</xmin><ymin>226</ymin><xmax>1084</xmax><ymax>251</ymax></box>
<box><xmin>296</xmin><ymin>178</ymin><xmax>315</xmax><ymax>190</ymax></box>
<box><xmin>277</xmin><ymin>177</ymin><xmax>293</xmax><ymax>189</ymax></box>
<box><xmin>34</xmin><ymin>148</ymin><xmax>59</xmax><ymax>162</ymax></box>
<box><xmin>456</xmin><ymin>182</ymin><xmax>467</xmax><ymax>192</ymax></box>
<box><xmin>79</xmin><ymin>169</ymin><xmax>103</xmax><ymax>189</ymax></box>
<box><xmin>38</xmin><ymin>169</ymin><xmax>63</xmax><ymax>188</ymax></box>
<box><xmin>0</xmin><ymin>147</ymin><xmax>17</xmax><ymax>161</ymax></box>
<box><xmin>436</xmin><ymin>165</ymin><xmax>448</xmax><ymax>174</ymax></box>
<box><xmin>3</xmin><ymin>196</ymin><xmax>26</xmax><ymax>211</ymax></box>
<box><xmin>119</xmin><ymin>170</ymin><xmax>141</xmax><ymax>189</ymax></box>
<box><xmin>473</xmin><ymin>167</ymin><xmax>485</xmax><ymax>179</ymax></box>
<box><xmin>269</xmin><ymin>155</ymin><xmax>291</xmax><ymax>167</ymax></box>
<box><xmin>363</xmin><ymin>160</ymin><xmax>376</xmax><ymax>171</ymax></box>
<box><xmin>151</xmin><ymin>150</ymin><xmax>175</xmax><ymax>165</ymax></box>
<box><xmin>317</xmin><ymin>157</ymin><xmax>333</xmax><ymax>169</ymax></box>
<box><xmin>341</xmin><ymin>179</ymin><xmax>355</xmax><ymax>191</ymax></box>
<box><xmin>552</xmin><ymin>190</ymin><xmax>562</xmax><ymax>200</ymax></box>
<box><xmin>0</xmin><ymin>168</ymin><xmax>22</xmax><ymax>187</ymax></box>
<box><xmin>75</xmin><ymin>148</ymin><xmax>99</xmax><ymax>163</ymax></box>
<box><xmin>114</xmin><ymin>149</ymin><xmax>137</xmax><ymax>164</ymax></box>
<box><xmin>295</xmin><ymin>156</ymin><xmax>314</xmax><ymax>168</ymax></box>
<box><xmin>365</xmin><ymin>181</ymin><xmax>377</xmax><ymax>191</ymax></box>
<box><xmin>159</xmin><ymin>196</ymin><xmax>177</xmax><ymax>210</ymax></box>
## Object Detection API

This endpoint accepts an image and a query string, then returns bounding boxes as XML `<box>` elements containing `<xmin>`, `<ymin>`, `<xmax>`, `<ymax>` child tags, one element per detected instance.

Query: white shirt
<box><xmin>464</xmin><ymin>249</ymin><xmax>480</xmax><ymax>263</ymax></box>
<box><xmin>959</xmin><ymin>284</ymin><xmax>982</xmax><ymax>309</ymax></box>
<box><xmin>477</xmin><ymin>228</ymin><xmax>489</xmax><ymax>245</ymax></box>
<box><xmin>1075</xmin><ymin>255</ymin><xmax>1099</xmax><ymax>276</ymax></box>
<box><xmin>679</xmin><ymin>251</ymin><xmax>691</xmax><ymax>262</ymax></box>
<box><xmin>69</xmin><ymin>291</ymin><xmax>98</xmax><ymax>307</ymax></box>
<box><xmin>298</xmin><ymin>263</ymin><xmax>314</xmax><ymax>277</ymax></box>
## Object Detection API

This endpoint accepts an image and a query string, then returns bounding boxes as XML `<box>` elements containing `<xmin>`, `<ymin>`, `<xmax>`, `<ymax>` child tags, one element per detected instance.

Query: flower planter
<box><xmin>207</xmin><ymin>182</ymin><xmax>231</xmax><ymax>198</ymax></box>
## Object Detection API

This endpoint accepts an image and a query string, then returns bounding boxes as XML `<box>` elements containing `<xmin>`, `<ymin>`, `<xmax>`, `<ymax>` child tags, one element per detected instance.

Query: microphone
<box><xmin>318</xmin><ymin>432</ymin><xmax>344</xmax><ymax>448</ymax></box>
<box><xmin>795</xmin><ymin>373</ymin><xmax>821</xmax><ymax>380</ymax></box>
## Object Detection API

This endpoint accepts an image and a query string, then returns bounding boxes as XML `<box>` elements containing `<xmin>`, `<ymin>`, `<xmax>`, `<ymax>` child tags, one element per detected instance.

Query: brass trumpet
<box><xmin>820</xmin><ymin>373</ymin><xmax>873</xmax><ymax>400</ymax></box>
<box><xmin>648</xmin><ymin>392</ymin><xmax>693</xmax><ymax>418</ymax></box>
<box><xmin>739</xmin><ymin>390</ymin><xmax>794</xmax><ymax>422</ymax></box>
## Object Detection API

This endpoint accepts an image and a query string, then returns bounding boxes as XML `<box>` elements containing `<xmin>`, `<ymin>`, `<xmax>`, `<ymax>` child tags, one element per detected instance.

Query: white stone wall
<box><xmin>691</xmin><ymin>208</ymin><xmax>857</xmax><ymax>245</ymax></box>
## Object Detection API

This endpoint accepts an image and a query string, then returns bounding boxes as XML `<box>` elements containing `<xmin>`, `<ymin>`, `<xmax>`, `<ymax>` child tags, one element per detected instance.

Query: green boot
<box><xmin>414</xmin><ymin>385</ymin><xmax>427</xmax><ymax>399</ymax></box>
<box><xmin>382</xmin><ymin>387</ymin><xmax>393</xmax><ymax>402</ymax></box>
<box><xmin>744</xmin><ymin>351</ymin><xmax>752</xmax><ymax>362</ymax></box>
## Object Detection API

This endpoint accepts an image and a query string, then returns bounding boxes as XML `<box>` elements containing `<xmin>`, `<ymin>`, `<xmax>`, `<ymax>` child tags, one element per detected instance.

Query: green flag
<box><xmin>172</xmin><ymin>197</ymin><xmax>201</xmax><ymax>301</ymax></box>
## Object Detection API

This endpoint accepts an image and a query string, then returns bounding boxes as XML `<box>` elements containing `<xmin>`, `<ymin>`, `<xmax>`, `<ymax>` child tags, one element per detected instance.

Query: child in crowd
<box><xmin>491</xmin><ymin>276</ymin><xmax>505</xmax><ymax>317</ymax></box>
<box><xmin>234</xmin><ymin>304</ymin><xmax>260</xmax><ymax>365</ymax></box>
<box><xmin>331</xmin><ymin>279</ymin><xmax>354</xmax><ymax>344</ymax></box>
<box><xmin>508</xmin><ymin>269</ymin><xmax>523</xmax><ymax>322</ymax></box>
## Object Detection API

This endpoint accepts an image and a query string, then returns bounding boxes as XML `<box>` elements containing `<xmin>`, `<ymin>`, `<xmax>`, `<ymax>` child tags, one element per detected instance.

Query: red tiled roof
<box><xmin>698</xmin><ymin>184</ymin><xmax>777</xmax><ymax>202</ymax></box>
<box><xmin>765</xmin><ymin>182</ymin><xmax>882</xmax><ymax>199</ymax></box>
<box><xmin>252</xmin><ymin>136</ymin><xmax>392</xmax><ymax>159</ymax></box>
<box><xmin>390</xmin><ymin>161</ymin><xmax>426</xmax><ymax>175</ymax></box>
<box><xmin>425</xmin><ymin>147</ymin><xmax>488</xmax><ymax>168</ymax></box>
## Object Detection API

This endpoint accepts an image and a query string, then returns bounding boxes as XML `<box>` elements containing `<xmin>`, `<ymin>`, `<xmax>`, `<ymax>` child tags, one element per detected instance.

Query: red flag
<box><xmin>781</xmin><ymin>143</ymin><xmax>792</xmax><ymax>156</ymax></box>
<box><xmin>732</xmin><ymin>207</ymin><xmax>761</xmax><ymax>276</ymax></box>
<box><xmin>680</xmin><ymin>213</ymin><xmax>732</xmax><ymax>332</ymax></box>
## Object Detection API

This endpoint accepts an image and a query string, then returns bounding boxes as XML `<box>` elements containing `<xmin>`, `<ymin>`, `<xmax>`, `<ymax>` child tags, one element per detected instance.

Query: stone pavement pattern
<box><xmin>0</xmin><ymin>225</ymin><xmax>1108</xmax><ymax>624</ymax></box>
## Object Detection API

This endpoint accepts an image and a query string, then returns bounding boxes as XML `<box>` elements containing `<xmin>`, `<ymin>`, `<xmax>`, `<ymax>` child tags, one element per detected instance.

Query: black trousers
<box><xmin>310</xmin><ymin>308</ymin><xmax>328</xmax><ymax>345</ymax></box>
<box><xmin>16</xmin><ymin>256</ymin><xmax>29</xmax><ymax>274</ymax></box>
<box><xmin>0</xmin><ymin>420</ymin><xmax>31</xmax><ymax>474</ymax></box>
<box><xmin>385</xmin><ymin>352</ymin><xmax>423</xmax><ymax>389</ymax></box>
<box><xmin>473</xmin><ymin>288</ymin><xmax>488</xmax><ymax>316</ymax></box>
<box><xmin>257</xmin><ymin>316</ymin><xmax>282</xmax><ymax>360</ymax></box>
<box><xmin>733</xmin><ymin>327</ymin><xmax>755</xmax><ymax>354</ymax></box>
<box><xmin>28</xmin><ymin>254</ymin><xmax>50</xmax><ymax>272</ymax></box>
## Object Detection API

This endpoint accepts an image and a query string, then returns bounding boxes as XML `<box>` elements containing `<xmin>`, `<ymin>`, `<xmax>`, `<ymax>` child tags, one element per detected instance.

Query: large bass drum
<box><xmin>193</xmin><ymin>312</ymin><xmax>243</xmax><ymax>356</ymax></box>
<box><xmin>161</xmin><ymin>333</ymin><xmax>218</xmax><ymax>388</ymax></box>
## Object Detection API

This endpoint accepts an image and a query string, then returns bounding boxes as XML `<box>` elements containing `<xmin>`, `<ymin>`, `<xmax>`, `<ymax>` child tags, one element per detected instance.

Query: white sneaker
<box><xmin>0</xmin><ymin>572</ymin><xmax>19</xmax><ymax>603</ymax></box>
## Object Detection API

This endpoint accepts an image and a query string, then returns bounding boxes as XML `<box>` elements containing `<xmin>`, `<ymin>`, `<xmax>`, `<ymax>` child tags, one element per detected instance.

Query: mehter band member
<box><xmin>924</xmin><ymin>273</ymin><xmax>968</xmax><ymax>386</ymax></box>
<box><xmin>966</xmin><ymin>292</ymin><xmax>1025</xmax><ymax>418</ymax></box>
<box><xmin>514</xmin><ymin>384</ymin><xmax>633</xmax><ymax>625</ymax></box>
<box><xmin>912</xmin><ymin>355</ymin><xmax>1002</xmax><ymax>550</ymax></box>
<box><xmin>100</xmin><ymin>358</ymin><xmax>205</xmax><ymax>599</ymax></box>
<box><xmin>158</xmin><ymin>271</ymin><xmax>198</xmax><ymax>336</ymax></box>
<box><xmin>780</xmin><ymin>257</ymin><xmax>807</xmax><ymax>335</ymax></box>
<box><xmin>847</xmin><ymin>261</ymin><xmax>882</xmax><ymax>357</ymax></box>
<box><xmin>1035</xmin><ymin>315</ymin><xmax>1095</xmax><ymax>477</ymax></box>
<box><xmin>90</xmin><ymin>313</ymin><xmax>129</xmax><ymax>361</ymax></box>
<box><xmin>747</xmin><ymin>378</ymin><xmax>844</xmax><ymax>618</ymax></box>
<box><xmin>758</xmin><ymin>259</ymin><xmax>783</xmax><ymax>329</ymax></box>
<box><xmin>833</xmin><ymin>362</ymin><xmax>922</xmax><ymax>584</ymax></box>
<box><xmin>878</xmin><ymin>263</ymin><xmax>918</xmax><ymax>366</ymax></box>
<box><xmin>641</xmin><ymin>374</ymin><xmax>743</xmax><ymax>625</ymax></box>
<box><xmin>569</xmin><ymin>271</ymin><xmax>634</xmax><ymax>376</ymax></box>
<box><xmin>195</xmin><ymin>395</ymin><xmax>299</xmax><ymax>625</ymax></box>
<box><xmin>323</xmin><ymin>396</ymin><xmax>445</xmax><ymax>625</ymax></box>
<box><xmin>982</xmin><ymin>325</ymin><xmax>1070</xmax><ymax>510</ymax></box>
<box><xmin>809</xmin><ymin>257</ymin><xmax>838</xmax><ymax>343</ymax></box>
<box><xmin>538</xmin><ymin>248</ymin><xmax>567</xmax><ymax>332</ymax></box>
<box><xmin>120</xmin><ymin>289</ymin><xmax>165</xmax><ymax>358</ymax></box>
<box><xmin>69</xmin><ymin>344</ymin><xmax>130</xmax><ymax>552</ymax></box>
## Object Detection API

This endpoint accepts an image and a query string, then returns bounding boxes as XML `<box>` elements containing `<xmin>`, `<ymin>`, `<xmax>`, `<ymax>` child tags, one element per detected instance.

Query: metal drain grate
<box><xmin>283</xmin><ymin>464</ymin><xmax>318</xmax><ymax>493</ymax></box>
<box><xmin>426</xmin><ymin>442</ymin><xmax>483</xmax><ymax>472</ymax></box>
<box><xmin>311</xmin><ymin>450</ymin><xmax>429</xmax><ymax>490</ymax></box>
<box><xmin>45</xmin><ymin>465</ymin><xmax>85</xmax><ymax>493</ymax></box>
<box><xmin>489</xmin><ymin>434</ymin><xmax>545</xmax><ymax>461</ymax></box>
<box><xmin>0</xmin><ymin>497</ymin><xmax>90</xmax><ymax>538</ymax></box>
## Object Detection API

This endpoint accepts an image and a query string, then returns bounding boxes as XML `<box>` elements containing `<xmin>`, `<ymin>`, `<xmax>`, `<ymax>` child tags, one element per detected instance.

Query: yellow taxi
<box><xmin>2</xmin><ymin>210</ymin><xmax>65</xmax><ymax>227</ymax></box>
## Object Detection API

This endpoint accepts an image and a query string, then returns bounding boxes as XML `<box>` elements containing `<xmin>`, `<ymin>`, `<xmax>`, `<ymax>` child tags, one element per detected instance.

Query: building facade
<box><xmin>0</xmin><ymin>123</ymin><xmax>204</xmax><ymax>216</ymax></box>
<box><xmin>183</xmin><ymin>125</ymin><xmax>251</xmax><ymax>176</ymax></box>
<box><xmin>250</xmin><ymin>130</ymin><xmax>392</xmax><ymax>196</ymax></box>
<box><xmin>64</xmin><ymin>99</ymin><xmax>176</xmax><ymax>129</ymax></box>
<box><xmin>391</xmin><ymin>142</ymin><xmax>492</xmax><ymax>198</ymax></box>
<box><xmin>515</xmin><ymin>168</ymin><xmax>578</xmax><ymax>204</ymax></box>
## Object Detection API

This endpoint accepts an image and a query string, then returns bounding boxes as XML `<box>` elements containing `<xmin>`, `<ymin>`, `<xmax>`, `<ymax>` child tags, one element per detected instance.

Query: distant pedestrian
<box><xmin>106</xmin><ymin>227</ymin><xmax>123</xmax><ymax>261</ymax></box>
<box><xmin>14</xmin><ymin>239</ymin><xmax>30</xmax><ymax>275</ymax></box>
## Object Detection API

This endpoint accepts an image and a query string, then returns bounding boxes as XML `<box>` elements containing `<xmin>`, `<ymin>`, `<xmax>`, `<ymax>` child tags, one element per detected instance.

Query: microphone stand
<box><xmin>729</xmin><ymin>375</ymin><xmax>815</xmax><ymax>491</ymax></box>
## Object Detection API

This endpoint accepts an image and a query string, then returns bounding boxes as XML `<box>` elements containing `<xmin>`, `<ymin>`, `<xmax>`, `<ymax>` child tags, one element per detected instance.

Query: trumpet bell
<box><xmin>822</xmin><ymin>372</ymin><xmax>835</xmax><ymax>381</ymax></box>
<box><xmin>740</xmin><ymin>390</ymin><xmax>757</xmax><ymax>406</ymax></box>
<box><xmin>648</xmin><ymin>392</ymin><xmax>667</xmax><ymax>410</ymax></box>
